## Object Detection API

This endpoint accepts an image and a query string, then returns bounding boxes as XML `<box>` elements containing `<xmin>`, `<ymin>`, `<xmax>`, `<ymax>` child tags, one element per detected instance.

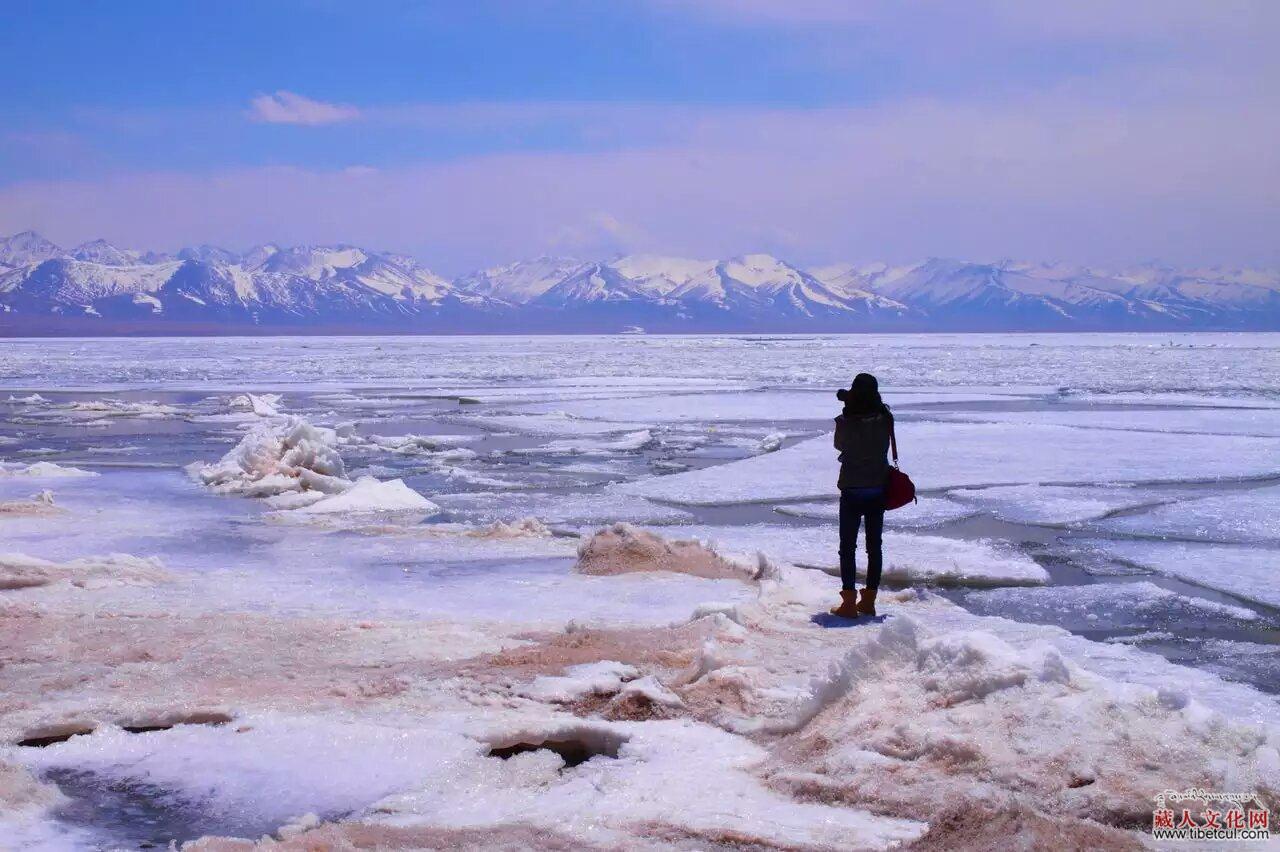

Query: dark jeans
<box><xmin>839</xmin><ymin>486</ymin><xmax>885</xmax><ymax>591</ymax></box>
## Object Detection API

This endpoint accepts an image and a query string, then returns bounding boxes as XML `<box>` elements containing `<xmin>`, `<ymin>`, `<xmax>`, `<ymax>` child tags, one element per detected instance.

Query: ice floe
<box><xmin>229</xmin><ymin>392</ymin><xmax>284</xmax><ymax>418</ymax></box>
<box><xmin>0</xmin><ymin>461</ymin><xmax>97</xmax><ymax>479</ymax></box>
<box><xmin>1081</xmin><ymin>540</ymin><xmax>1280</xmax><ymax>609</ymax></box>
<box><xmin>624</xmin><ymin>422</ymin><xmax>1280</xmax><ymax>505</ymax></box>
<box><xmin>50</xmin><ymin>399</ymin><xmax>182</xmax><ymax>421</ymax></box>
<box><xmin>189</xmin><ymin>393</ymin><xmax>289</xmax><ymax>425</ymax></box>
<box><xmin>1092</xmin><ymin>484</ymin><xmax>1280</xmax><ymax>543</ymax></box>
<box><xmin>948</xmin><ymin>483</ymin><xmax>1171</xmax><ymax>525</ymax></box>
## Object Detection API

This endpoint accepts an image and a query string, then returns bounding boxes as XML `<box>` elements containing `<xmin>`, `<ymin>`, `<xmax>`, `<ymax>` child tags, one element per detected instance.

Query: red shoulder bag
<box><xmin>885</xmin><ymin>421</ymin><xmax>917</xmax><ymax>511</ymax></box>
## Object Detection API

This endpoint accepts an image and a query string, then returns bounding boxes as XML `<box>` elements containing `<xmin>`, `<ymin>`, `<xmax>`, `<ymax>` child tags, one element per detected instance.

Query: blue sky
<box><xmin>2</xmin><ymin>1</ymin><xmax>1277</xmax><ymax>273</ymax></box>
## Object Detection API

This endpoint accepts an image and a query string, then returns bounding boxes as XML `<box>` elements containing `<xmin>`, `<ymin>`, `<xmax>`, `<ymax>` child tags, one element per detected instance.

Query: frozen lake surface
<box><xmin>2</xmin><ymin>333</ymin><xmax>1279</xmax><ymax>850</ymax></box>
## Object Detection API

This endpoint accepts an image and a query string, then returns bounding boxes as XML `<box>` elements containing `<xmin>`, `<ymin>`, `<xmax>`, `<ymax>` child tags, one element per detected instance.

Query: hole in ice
<box><xmin>17</xmin><ymin>712</ymin><xmax>232</xmax><ymax>746</ymax></box>
<box><xmin>120</xmin><ymin>711</ymin><xmax>233</xmax><ymax>734</ymax></box>
<box><xmin>488</xmin><ymin>739</ymin><xmax>617</xmax><ymax>767</ymax></box>
<box><xmin>486</xmin><ymin>727</ymin><xmax>628</xmax><ymax>768</ymax></box>
<box><xmin>17</xmin><ymin>724</ymin><xmax>96</xmax><ymax>748</ymax></box>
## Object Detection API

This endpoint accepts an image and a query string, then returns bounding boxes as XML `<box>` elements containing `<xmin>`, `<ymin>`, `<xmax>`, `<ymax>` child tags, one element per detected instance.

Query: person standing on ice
<box><xmin>829</xmin><ymin>373</ymin><xmax>892</xmax><ymax>619</ymax></box>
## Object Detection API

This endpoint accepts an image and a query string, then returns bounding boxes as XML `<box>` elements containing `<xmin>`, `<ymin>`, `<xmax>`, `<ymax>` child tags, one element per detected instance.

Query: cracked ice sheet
<box><xmin>1091</xmin><ymin>485</ymin><xmax>1280</xmax><ymax>544</ymax></box>
<box><xmin>621</xmin><ymin>422</ymin><xmax>1280</xmax><ymax>505</ymax></box>
<box><xmin>921</xmin><ymin>407</ymin><xmax>1280</xmax><ymax>437</ymax></box>
<box><xmin>1080</xmin><ymin>540</ymin><xmax>1280</xmax><ymax>610</ymax></box>
<box><xmin>510</xmin><ymin>388</ymin><xmax>1037</xmax><ymax>424</ymax></box>
<box><xmin>636</xmin><ymin>523</ymin><xmax>1047</xmax><ymax>587</ymax></box>
<box><xmin>947</xmin><ymin>484</ymin><xmax>1172</xmax><ymax>525</ymax></box>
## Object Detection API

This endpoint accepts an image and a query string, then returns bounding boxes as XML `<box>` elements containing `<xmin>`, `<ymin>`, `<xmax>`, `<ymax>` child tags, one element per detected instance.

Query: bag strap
<box><xmin>890</xmin><ymin>418</ymin><xmax>899</xmax><ymax>467</ymax></box>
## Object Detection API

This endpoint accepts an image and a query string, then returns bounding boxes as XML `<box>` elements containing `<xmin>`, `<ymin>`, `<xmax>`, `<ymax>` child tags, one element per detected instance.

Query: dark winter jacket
<box><xmin>834</xmin><ymin>409</ymin><xmax>892</xmax><ymax>489</ymax></box>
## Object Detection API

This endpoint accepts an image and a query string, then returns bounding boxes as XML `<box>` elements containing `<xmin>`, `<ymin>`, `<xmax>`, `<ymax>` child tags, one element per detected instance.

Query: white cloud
<box><xmin>248</xmin><ymin>91</ymin><xmax>361</xmax><ymax>126</ymax></box>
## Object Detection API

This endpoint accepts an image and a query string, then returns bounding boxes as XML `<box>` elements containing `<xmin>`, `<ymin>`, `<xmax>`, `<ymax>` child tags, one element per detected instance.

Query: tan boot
<box><xmin>829</xmin><ymin>589</ymin><xmax>860</xmax><ymax>619</ymax></box>
<box><xmin>857</xmin><ymin>587</ymin><xmax>878</xmax><ymax>617</ymax></box>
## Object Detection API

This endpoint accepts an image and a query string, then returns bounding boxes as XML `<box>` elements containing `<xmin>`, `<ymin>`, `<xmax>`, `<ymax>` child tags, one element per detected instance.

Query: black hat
<box><xmin>836</xmin><ymin>372</ymin><xmax>878</xmax><ymax>401</ymax></box>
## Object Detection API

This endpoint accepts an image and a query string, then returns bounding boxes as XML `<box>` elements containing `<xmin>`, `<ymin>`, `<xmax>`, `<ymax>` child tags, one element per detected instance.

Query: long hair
<box><xmin>837</xmin><ymin>373</ymin><xmax>889</xmax><ymax>416</ymax></box>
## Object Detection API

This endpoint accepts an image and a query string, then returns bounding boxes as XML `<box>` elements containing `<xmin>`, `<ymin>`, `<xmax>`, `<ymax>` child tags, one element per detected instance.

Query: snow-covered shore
<box><xmin>2</xmin><ymin>511</ymin><xmax>1277</xmax><ymax>849</ymax></box>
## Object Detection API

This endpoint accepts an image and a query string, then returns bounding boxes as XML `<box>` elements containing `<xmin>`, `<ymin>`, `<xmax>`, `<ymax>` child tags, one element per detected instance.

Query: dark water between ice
<box><xmin>37</xmin><ymin>767</ymin><xmax>282</xmax><ymax>850</ymax></box>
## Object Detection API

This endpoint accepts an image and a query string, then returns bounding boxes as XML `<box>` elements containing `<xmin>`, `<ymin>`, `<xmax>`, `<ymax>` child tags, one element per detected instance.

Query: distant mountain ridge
<box><xmin>1</xmin><ymin>230</ymin><xmax>1277</xmax><ymax>334</ymax></box>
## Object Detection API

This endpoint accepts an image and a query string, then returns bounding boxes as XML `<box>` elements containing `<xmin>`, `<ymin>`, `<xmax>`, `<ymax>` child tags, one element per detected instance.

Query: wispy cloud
<box><xmin>248</xmin><ymin>91</ymin><xmax>361</xmax><ymax>126</ymax></box>
<box><xmin>4</xmin><ymin>95</ymin><xmax>1276</xmax><ymax>273</ymax></box>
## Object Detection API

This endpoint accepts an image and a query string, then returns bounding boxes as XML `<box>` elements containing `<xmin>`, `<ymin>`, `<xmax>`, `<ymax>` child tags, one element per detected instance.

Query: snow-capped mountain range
<box><xmin>2</xmin><ymin>230</ymin><xmax>1277</xmax><ymax>334</ymax></box>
